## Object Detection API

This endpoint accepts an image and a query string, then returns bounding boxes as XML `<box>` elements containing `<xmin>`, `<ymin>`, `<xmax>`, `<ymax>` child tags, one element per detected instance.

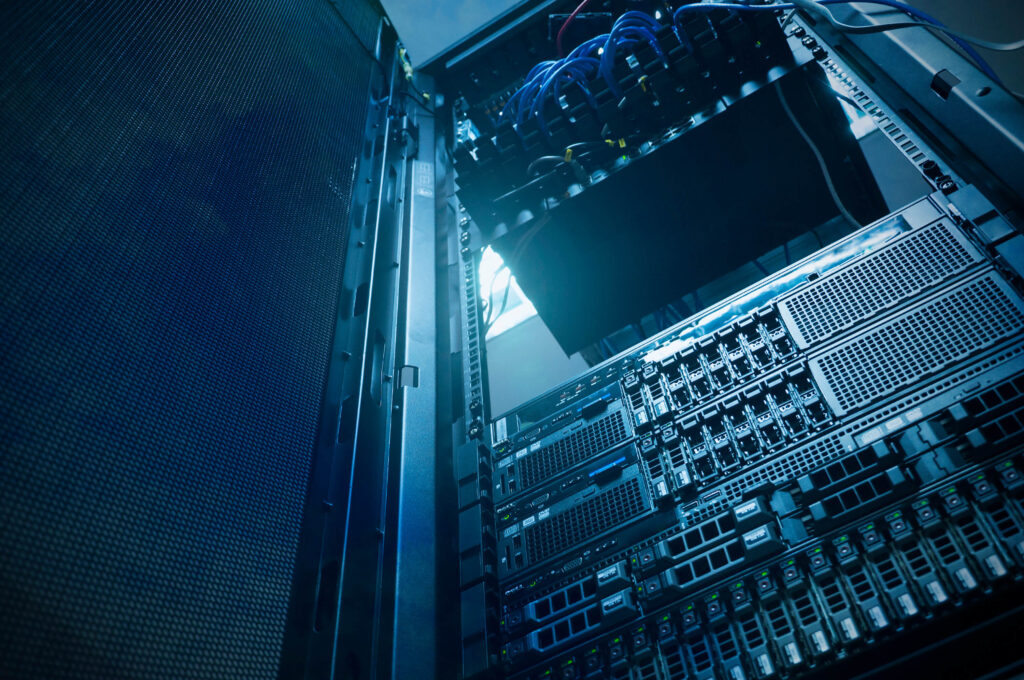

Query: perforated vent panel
<box><xmin>0</xmin><ymin>1</ymin><xmax>378</xmax><ymax>678</ymax></box>
<box><xmin>525</xmin><ymin>478</ymin><xmax>647</xmax><ymax>563</ymax></box>
<box><xmin>519</xmin><ymin>412</ymin><xmax>628</xmax><ymax>488</ymax></box>
<box><xmin>780</xmin><ymin>221</ymin><xmax>980</xmax><ymax>347</ymax></box>
<box><xmin>812</xmin><ymin>274</ymin><xmax>1024</xmax><ymax>414</ymax></box>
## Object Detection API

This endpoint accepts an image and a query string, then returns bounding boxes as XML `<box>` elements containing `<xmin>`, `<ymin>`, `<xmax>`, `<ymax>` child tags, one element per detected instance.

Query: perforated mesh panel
<box><xmin>0</xmin><ymin>2</ymin><xmax>377</xmax><ymax>678</ymax></box>
<box><xmin>519</xmin><ymin>413</ymin><xmax>628</xmax><ymax>488</ymax></box>
<box><xmin>780</xmin><ymin>221</ymin><xmax>980</xmax><ymax>346</ymax></box>
<box><xmin>813</xmin><ymin>274</ymin><xmax>1024</xmax><ymax>414</ymax></box>
<box><xmin>525</xmin><ymin>478</ymin><xmax>647</xmax><ymax>563</ymax></box>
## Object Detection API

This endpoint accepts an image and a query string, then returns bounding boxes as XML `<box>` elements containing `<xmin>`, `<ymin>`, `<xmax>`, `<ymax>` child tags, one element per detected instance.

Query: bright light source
<box><xmin>825</xmin><ymin>71</ymin><xmax>874</xmax><ymax>140</ymax></box>
<box><xmin>654</xmin><ymin>10</ymin><xmax>662</xmax><ymax>20</ymax></box>
<box><xmin>597</xmin><ymin>46</ymin><xmax>604</xmax><ymax>55</ymax></box>
<box><xmin>479</xmin><ymin>247</ymin><xmax>537</xmax><ymax>339</ymax></box>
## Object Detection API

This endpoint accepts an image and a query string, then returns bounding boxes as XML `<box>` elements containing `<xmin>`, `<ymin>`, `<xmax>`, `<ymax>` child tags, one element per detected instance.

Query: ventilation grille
<box><xmin>813</xmin><ymin>274</ymin><xmax>1024</xmax><ymax>414</ymax></box>
<box><xmin>0</xmin><ymin>1</ymin><xmax>378</xmax><ymax>678</ymax></box>
<box><xmin>781</xmin><ymin>221</ymin><xmax>979</xmax><ymax>346</ymax></box>
<box><xmin>525</xmin><ymin>477</ymin><xmax>646</xmax><ymax>563</ymax></box>
<box><xmin>519</xmin><ymin>412</ymin><xmax>627</xmax><ymax>488</ymax></box>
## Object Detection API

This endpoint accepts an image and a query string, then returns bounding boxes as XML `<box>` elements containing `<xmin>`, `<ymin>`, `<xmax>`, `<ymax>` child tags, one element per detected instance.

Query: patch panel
<box><xmin>619</xmin><ymin>215</ymin><xmax>986</xmax><ymax>433</ymax></box>
<box><xmin>626</xmin><ymin>304</ymin><xmax>801</xmax><ymax>425</ymax></box>
<box><xmin>658</xmin><ymin>364</ymin><xmax>834</xmax><ymax>492</ymax></box>
<box><xmin>683</xmin><ymin>351</ymin><xmax>1024</xmax><ymax>526</ymax></box>
<box><xmin>453</xmin><ymin>4</ymin><xmax>795</xmax><ymax>230</ymax></box>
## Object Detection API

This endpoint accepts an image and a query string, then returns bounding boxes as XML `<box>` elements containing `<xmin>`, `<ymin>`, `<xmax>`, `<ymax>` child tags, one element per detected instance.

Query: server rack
<box><xmin>1</xmin><ymin>2</ymin><xmax>1024</xmax><ymax>680</ymax></box>
<box><xmin>424</xmin><ymin>2</ymin><xmax>1024</xmax><ymax>680</ymax></box>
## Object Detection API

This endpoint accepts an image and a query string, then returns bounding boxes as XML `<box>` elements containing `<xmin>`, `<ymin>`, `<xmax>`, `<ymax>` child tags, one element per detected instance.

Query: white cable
<box><xmin>774</xmin><ymin>79</ymin><xmax>861</xmax><ymax>229</ymax></box>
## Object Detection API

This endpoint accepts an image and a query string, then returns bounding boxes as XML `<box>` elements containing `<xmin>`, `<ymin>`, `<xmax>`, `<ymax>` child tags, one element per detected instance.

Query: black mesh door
<box><xmin>0</xmin><ymin>1</ymin><xmax>381</xmax><ymax>677</ymax></box>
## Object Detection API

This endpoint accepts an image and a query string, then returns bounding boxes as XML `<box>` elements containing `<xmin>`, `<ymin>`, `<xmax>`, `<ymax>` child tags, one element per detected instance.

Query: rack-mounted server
<box><xmin>464</xmin><ymin>188</ymin><xmax>1024</xmax><ymax>680</ymax></box>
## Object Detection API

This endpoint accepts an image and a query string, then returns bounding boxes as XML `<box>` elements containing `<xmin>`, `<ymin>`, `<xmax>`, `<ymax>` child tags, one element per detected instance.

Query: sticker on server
<box><xmin>413</xmin><ymin>160</ymin><xmax>434</xmax><ymax>197</ymax></box>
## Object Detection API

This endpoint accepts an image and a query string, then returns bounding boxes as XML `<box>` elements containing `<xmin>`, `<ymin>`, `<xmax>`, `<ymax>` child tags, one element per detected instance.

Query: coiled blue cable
<box><xmin>599</xmin><ymin>12</ymin><xmax>668</xmax><ymax>97</ymax></box>
<box><xmin>533</xmin><ymin>57</ymin><xmax>601</xmax><ymax>133</ymax></box>
<box><xmin>500</xmin><ymin>60</ymin><xmax>556</xmax><ymax>121</ymax></box>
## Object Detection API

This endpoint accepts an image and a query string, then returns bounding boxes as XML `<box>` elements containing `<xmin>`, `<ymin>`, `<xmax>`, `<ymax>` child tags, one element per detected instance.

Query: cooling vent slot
<box><xmin>519</xmin><ymin>412</ymin><xmax>628</xmax><ymax>489</ymax></box>
<box><xmin>779</xmin><ymin>221</ymin><xmax>981</xmax><ymax>348</ymax></box>
<box><xmin>525</xmin><ymin>477</ymin><xmax>647</xmax><ymax>563</ymax></box>
<box><xmin>811</xmin><ymin>273</ymin><xmax>1024</xmax><ymax>415</ymax></box>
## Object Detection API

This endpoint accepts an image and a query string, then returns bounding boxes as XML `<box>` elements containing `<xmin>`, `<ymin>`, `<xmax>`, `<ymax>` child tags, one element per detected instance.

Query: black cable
<box><xmin>774</xmin><ymin>79</ymin><xmax>861</xmax><ymax>229</ymax></box>
<box><xmin>482</xmin><ymin>208</ymin><xmax>556</xmax><ymax>332</ymax></box>
<box><xmin>527</xmin><ymin>155</ymin><xmax>565</xmax><ymax>176</ymax></box>
<box><xmin>397</xmin><ymin>45</ymin><xmax>438</xmax><ymax>114</ymax></box>
<box><xmin>832</xmin><ymin>90</ymin><xmax>861</xmax><ymax>110</ymax></box>
<box><xmin>485</xmin><ymin>279</ymin><xmax>514</xmax><ymax>332</ymax></box>
<box><xmin>670</xmin><ymin>300</ymin><xmax>692</xmax><ymax>319</ymax></box>
<box><xmin>811</xmin><ymin>227</ymin><xmax>825</xmax><ymax>248</ymax></box>
<box><xmin>400</xmin><ymin>91</ymin><xmax>434</xmax><ymax>115</ymax></box>
<box><xmin>484</xmin><ymin>213</ymin><xmax>552</xmax><ymax>331</ymax></box>
<box><xmin>482</xmin><ymin>264</ymin><xmax>509</xmax><ymax>327</ymax></box>
<box><xmin>327</xmin><ymin>4</ymin><xmax>439</xmax><ymax>121</ymax></box>
<box><xmin>565</xmin><ymin>141</ymin><xmax>609</xmax><ymax>154</ymax></box>
<box><xmin>525</xmin><ymin>141</ymin><xmax>612</xmax><ymax>181</ymax></box>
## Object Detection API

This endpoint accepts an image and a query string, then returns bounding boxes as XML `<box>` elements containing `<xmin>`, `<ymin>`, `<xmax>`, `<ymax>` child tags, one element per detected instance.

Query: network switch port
<box><xmin>630</xmin><ymin>305</ymin><xmax>801</xmax><ymax>434</ymax></box>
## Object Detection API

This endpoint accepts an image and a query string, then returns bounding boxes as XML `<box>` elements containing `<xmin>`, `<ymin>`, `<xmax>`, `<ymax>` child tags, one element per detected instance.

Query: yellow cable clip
<box><xmin>564</xmin><ymin>148</ymin><xmax>573</xmax><ymax>162</ymax></box>
<box><xmin>398</xmin><ymin>46</ymin><xmax>415</xmax><ymax>81</ymax></box>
